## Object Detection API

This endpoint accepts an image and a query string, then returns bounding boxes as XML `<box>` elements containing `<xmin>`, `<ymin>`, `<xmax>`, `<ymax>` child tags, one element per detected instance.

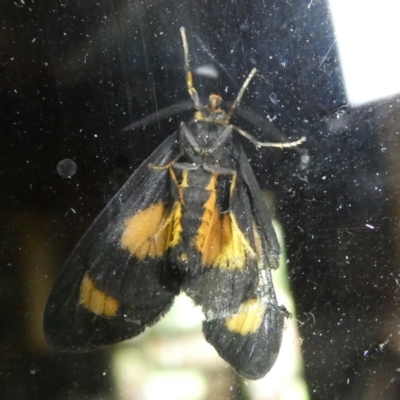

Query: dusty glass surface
<box><xmin>2</xmin><ymin>0</ymin><xmax>400</xmax><ymax>399</ymax></box>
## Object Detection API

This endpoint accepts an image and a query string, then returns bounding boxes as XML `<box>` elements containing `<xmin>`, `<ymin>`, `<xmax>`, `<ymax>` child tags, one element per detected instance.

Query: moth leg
<box><xmin>207</xmin><ymin>125</ymin><xmax>233</xmax><ymax>154</ymax></box>
<box><xmin>180</xmin><ymin>27</ymin><xmax>203</xmax><ymax>110</ymax></box>
<box><xmin>174</xmin><ymin>162</ymin><xmax>199</xmax><ymax>171</ymax></box>
<box><xmin>203</xmin><ymin>164</ymin><xmax>235</xmax><ymax>175</ymax></box>
<box><xmin>227</xmin><ymin>68</ymin><xmax>257</xmax><ymax>120</ymax></box>
<box><xmin>180</xmin><ymin>122</ymin><xmax>201</xmax><ymax>153</ymax></box>
<box><xmin>233</xmin><ymin>125</ymin><xmax>306</xmax><ymax>149</ymax></box>
<box><xmin>150</xmin><ymin>153</ymin><xmax>182</xmax><ymax>170</ymax></box>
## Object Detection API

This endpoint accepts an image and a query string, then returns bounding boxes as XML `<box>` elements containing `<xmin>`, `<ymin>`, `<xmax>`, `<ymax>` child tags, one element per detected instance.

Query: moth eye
<box><xmin>179</xmin><ymin>252</ymin><xmax>189</xmax><ymax>263</ymax></box>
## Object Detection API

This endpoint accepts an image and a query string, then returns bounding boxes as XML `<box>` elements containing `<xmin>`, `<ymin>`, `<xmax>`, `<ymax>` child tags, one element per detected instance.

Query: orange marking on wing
<box><xmin>225</xmin><ymin>298</ymin><xmax>266</xmax><ymax>335</ymax></box>
<box><xmin>121</xmin><ymin>201</ymin><xmax>183</xmax><ymax>259</ymax></box>
<box><xmin>79</xmin><ymin>272</ymin><xmax>119</xmax><ymax>317</ymax></box>
<box><xmin>121</xmin><ymin>202</ymin><xmax>167</xmax><ymax>259</ymax></box>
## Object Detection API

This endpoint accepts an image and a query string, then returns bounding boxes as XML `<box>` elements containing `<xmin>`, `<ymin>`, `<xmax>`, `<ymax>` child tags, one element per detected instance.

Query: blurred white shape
<box><xmin>144</xmin><ymin>372</ymin><xmax>206</xmax><ymax>400</ymax></box>
<box><xmin>194</xmin><ymin>64</ymin><xmax>219</xmax><ymax>79</ymax></box>
<box><xmin>329</xmin><ymin>0</ymin><xmax>400</xmax><ymax>105</ymax></box>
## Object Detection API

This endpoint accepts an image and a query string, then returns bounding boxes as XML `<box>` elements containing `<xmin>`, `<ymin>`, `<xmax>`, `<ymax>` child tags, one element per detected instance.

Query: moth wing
<box><xmin>202</xmin><ymin>144</ymin><xmax>284</xmax><ymax>379</ymax></box>
<box><xmin>44</xmin><ymin>133</ymin><xmax>182</xmax><ymax>351</ymax></box>
<box><xmin>203</xmin><ymin>271</ymin><xmax>285</xmax><ymax>379</ymax></box>
<box><xmin>236</xmin><ymin>145</ymin><xmax>281</xmax><ymax>270</ymax></box>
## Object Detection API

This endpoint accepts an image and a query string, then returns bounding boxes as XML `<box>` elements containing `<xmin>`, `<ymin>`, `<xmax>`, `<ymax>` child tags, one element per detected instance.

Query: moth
<box><xmin>44</xmin><ymin>27</ymin><xmax>305</xmax><ymax>380</ymax></box>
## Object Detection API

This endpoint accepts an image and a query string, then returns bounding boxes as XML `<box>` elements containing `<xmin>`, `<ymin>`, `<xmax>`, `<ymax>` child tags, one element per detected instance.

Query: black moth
<box><xmin>44</xmin><ymin>27</ymin><xmax>305</xmax><ymax>380</ymax></box>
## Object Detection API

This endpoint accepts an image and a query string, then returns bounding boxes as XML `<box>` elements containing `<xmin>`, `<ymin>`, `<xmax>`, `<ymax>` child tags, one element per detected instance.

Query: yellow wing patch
<box><xmin>79</xmin><ymin>272</ymin><xmax>119</xmax><ymax>317</ymax></box>
<box><xmin>225</xmin><ymin>298</ymin><xmax>266</xmax><ymax>335</ymax></box>
<box><xmin>195</xmin><ymin>174</ymin><xmax>255</xmax><ymax>270</ymax></box>
<box><xmin>120</xmin><ymin>200</ymin><xmax>183</xmax><ymax>259</ymax></box>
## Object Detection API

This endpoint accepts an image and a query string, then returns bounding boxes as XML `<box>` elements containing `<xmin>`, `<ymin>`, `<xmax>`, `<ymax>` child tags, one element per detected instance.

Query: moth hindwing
<box><xmin>43</xmin><ymin>26</ymin><xmax>305</xmax><ymax>380</ymax></box>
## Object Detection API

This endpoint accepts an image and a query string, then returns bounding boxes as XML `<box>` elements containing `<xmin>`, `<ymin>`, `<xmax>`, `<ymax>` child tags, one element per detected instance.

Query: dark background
<box><xmin>2</xmin><ymin>0</ymin><xmax>400</xmax><ymax>399</ymax></box>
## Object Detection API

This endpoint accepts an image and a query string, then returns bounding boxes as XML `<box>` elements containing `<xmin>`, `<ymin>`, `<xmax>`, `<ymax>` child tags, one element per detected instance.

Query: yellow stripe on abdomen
<box><xmin>195</xmin><ymin>174</ymin><xmax>255</xmax><ymax>270</ymax></box>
